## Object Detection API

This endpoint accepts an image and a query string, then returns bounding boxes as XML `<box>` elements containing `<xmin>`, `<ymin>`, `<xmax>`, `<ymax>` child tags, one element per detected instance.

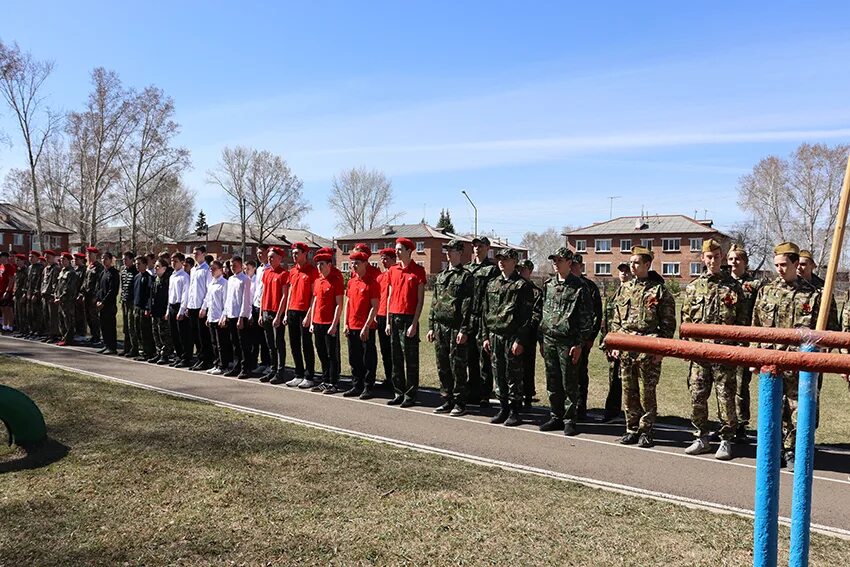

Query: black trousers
<box><xmin>168</xmin><ymin>304</ymin><xmax>185</xmax><ymax>361</ymax></box>
<box><xmin>246</xmin><ymin>306</ymin><xmax>269</xmax><ymax>369</ymax></box>
<box><xmin>262</xmin><ymin>310</ymin><xmax>286</xmax><ymax>375</ymax></box>
<box><xmin>121</xmin><ymin>300</ymin><xmax>134</xmax><ymax>354</ymax></box>
<box><xmin>287</xmin><ymin>310</ymin><xmax>315</xmax><ymax>379</ymax></box>
<box><xmin>227</xmin><ymin>317</ymin><xmax>248</xmax><ymax>370</ymax></box>
<box><xmin>212</xmin><ymin>321</ymin><xmax>233</xmax><ymax>369</ymax></box>
<box><xmin>188</xmin><ymin>308</ymin><xmax>213</xmax><ymax>364</ymax></box>
<box><xmin>99</xmin><ymin>305</ymin><xmax>117</xmax><ymax>350</ymax></box>
<box><xmin>313</xmin><ymin>323</ymin><xmax>340</xmax><ymax>385</ymax></box>
<box><xmin>347</xmin><ymin>328</ymin><xmax>377</xmax><ymax>390</ymax></box>
<box><xmin>376</xmin><ymin>315</ymin><xmax>392</xmax><ymax>383</ymax></box>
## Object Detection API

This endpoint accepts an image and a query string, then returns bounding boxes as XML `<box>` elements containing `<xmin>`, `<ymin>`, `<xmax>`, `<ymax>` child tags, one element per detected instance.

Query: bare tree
<box><xmin>38</xmin><ymin>136</ymin><xmax>74</xmax><ymax>227</ymax></box>
<box><xmin>520</xmin><ymin>226</ymin><xmax>575</xmax><ymax>273</ymax></box>
<box><xmin>246</xmin><ymin>150</ymin><xmax>309</xmax><ymax>247</ymax></box>
<box><xmin>1</xmin><ymin>167</ymin><xmax>34</xmax><ymax>210</ymax></box>
<box><xmin>328</xmin><ymin>166</ymin><xmax>401</xmax><ymax>234</ymax></box>
<box><xmin>0</xmin><ymin>40</ymin><xmax>61</xmax><ymax>249</ymax></box>
<box><xmin>207</xmin><ymin>146</ymin><xmax>252</xmax><ymax>255</ymax></box>
<box><xmin>117</xmin><ymin>86</ymin><xmax>190</xmax><ymax>251</ymax></box>
<box><xmin>136</xmin><ymin>174</ymin><xmax>195</xmax><ymax>251</ymax></box>
<box><xmin>727</xmin><ymin>218</ymin><xmax>772</xmax><ymax>273</ymax></box>
<box><xmin>67</xmin><ymin>67</ymin><xmax>136</xmax><ymax>245</ymax></box>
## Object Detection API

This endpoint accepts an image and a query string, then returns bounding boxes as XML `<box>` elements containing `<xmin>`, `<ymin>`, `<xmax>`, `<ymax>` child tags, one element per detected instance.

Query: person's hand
<box><xmin>219</xmin><ymin>320</ymin><xmax>226</xmax><ymax>328</ymax></box>
<box><xmin>344</xmin><ymin>324</ymin><xmax>350</xmax><ymax>335</ymax></box>
<box><xmin>456</xmin><ymin>332</ymin><xmax>467</xmax><ymax>345</ymax></box>
<box><xmin>162</xmin><ymin>315</ymin><xmax>167</xmax><ymax>321</ymax></box>
<box><xmin>483</xmin><ymin>339</ymin><xmax>491</xmax><ymax>353</ymax></box>
<box><xmin>511</xmin><ymin>341</ymin><xmax>524</xmax><ymax>356</ymax></box>
<box><xmin>406</xmin><ymin>320</ymin><xmax>418</xmax><ymax>338</ymax></box>
<box><xmin>569</xmin><ymin>344</ymin><xmax>582</xmax><ymax>365</ymax></box>
<box><xmin>282</xmin><ymin>315</ymin><xmax>288</xmax><ymax>326</ymax></box>
<box><xmin>329</xmin><ymin>325</ymin><xmax>338</xmax><ymax>337</ymax></box>
<box><xmin>302</xmin><ymin>317</ymin><xmax>310</xmax><ymax>329</ymax></box>
<box><xmin>309</xmin><ymin>323</ymin><xmax>315</xmax><ymax>333</ymax></box>
<box><xmin>273</xmin><ymin>316</ymin><xmax>281</xmax><ymax>328</ymax></box>
<box><xmin>96</xmin><ymin>301</ymin><xmax>102</xmax><ymax>308</ymax></box>
<box><xmin>53</xmin><ymin>298</ymin><xmax>59</xmax><ymax>304</ymax></box>
<box><xmin>385</xmin><ymin>323</ymin><xmax>391</xmax><ymax>335</ymax></box>
<box><xmin>199</xmin><ymin>309</ymin><xmax>206</xmax><ymax>319</ymax></box>
<box><xmin>237</xmin><ymin>318</ymin><xmax>244</xmax><ymax>330</ymax></box>
<box><xmin>426</xmin><ymin>330</ymin><xmax>434</xmax><ymax>343</ymax></box>
<box><xmin>610</xmin><ymin>349</ymin><xmax>620</xmax><ymax>359</ymax></box>
<box><xmin>177</xmin><ymin>313</ymin><xmax>185</xmax><ymax>321</ymax></box>
<box><xmin>359</xmin><ymin>327</ymin><xmax>369</xmax><ymax>342</ymax></box>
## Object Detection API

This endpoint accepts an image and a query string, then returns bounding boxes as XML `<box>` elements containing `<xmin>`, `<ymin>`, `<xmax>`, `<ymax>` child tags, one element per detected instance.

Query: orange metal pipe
<box><xmin>604</xmin><ymin>333</ymin><xmax>850</xmax><ymax>373</ymax></box>
<box><xmin>679</xmin><ymin>323</ymin><xmax>850</xmax><ymax>349</ymax></box>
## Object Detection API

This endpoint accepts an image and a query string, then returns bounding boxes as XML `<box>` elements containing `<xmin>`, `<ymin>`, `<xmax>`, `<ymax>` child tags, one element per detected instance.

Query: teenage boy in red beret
<box><xmin>375</xmin><ymin>248</ymin><xmax>396</xmax><ymax>388</ymax></box>
<box><xmin>308</xmin><ymin>251</ymin><xmax>345</xmax><ymax>393</ymax></box>
<box><xmin>81</xmin><ymin>246</ymin><xmax>104</xmax><ymax>345</ymax></box>
<box><xmin>385</xmin><ymin>237</ymin><xmax>426</xmax><ymax>407</ymax></box>
<box><xmin>260</xmin><ymin>246</ymin><xmax>290</xmax><ymax>384</ymax></box>
<box><xmin>284</xmin><ymin>242</ymin><xmax>318</xmax><ymax>388</ymax></box>
<box><xmin>344</xmin><ymin>250</ymin><xmax>380</xmax><ymax>398</ymax></box>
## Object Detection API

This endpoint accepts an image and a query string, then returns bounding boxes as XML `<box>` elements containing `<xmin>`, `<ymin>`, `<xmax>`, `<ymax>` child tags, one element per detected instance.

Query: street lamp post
<box><xmin>461</xmin><ymin>190</ymin><xmax>478</xmax><ymax>238</ymax></box>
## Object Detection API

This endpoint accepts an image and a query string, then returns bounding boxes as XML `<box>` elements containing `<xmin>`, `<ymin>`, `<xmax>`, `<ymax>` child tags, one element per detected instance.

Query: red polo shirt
<box><xmin>288</xmin><ymin>262</ymin><xmax>319</xmax><ymax>311</ymax></box>
<box><xmin>312</xmin><ymin>267</ymin><xmax>344</xmax><ymax>325</ymax></box>
<box><xmin>376</xmin><ymin>271</ymin><xmax>390</xmax><ymax>317</ymax></box>
<box><xmin>346</xmin><ymin>273</ymin><xmax>379</xmax><ymax>330</ymax></box>
<box><xmin>388</xmin><ymin>262</ymin><xmax>426</xmax><ymax>316</ymax></box>
<box><xmin>261</xmin><ymin>266</ymin><xmax>289</xmax><ymax>312</ymax></box>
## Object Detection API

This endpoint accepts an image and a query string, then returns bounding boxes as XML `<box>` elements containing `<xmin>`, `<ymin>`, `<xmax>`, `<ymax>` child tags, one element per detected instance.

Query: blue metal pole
<box><xmin>789</xmin><ymin>343</ymin><xmax>818</xmax><ymax>567</ymax></box>
<box><xmin>754</xmin><ymin>367</ymin><xmax>783</xmax><ymax>567</ymax></box>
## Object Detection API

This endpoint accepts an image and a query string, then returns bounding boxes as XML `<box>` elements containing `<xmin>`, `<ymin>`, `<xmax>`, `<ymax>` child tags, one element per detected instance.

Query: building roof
<box><xmin>0</xmin><ymin>202</ymin><xmax>73</xmax><ymax>234</ymax></box>
<box><xmin>566</xmin><ymin>215</ymin><xmax>727</xmax><ymax>237</ymax></box>
<box><xmin>336</xmin><ymin>223</ymin><xmax>470</xmax><ymax>242</ymax></box>
<box><xmin>71</xmin><ymin>225</ymin><xmax>177</xmax><ymax>246</ymax></box>
<box><xmin>177</xmin><ymin>222</ymin><xmax>333</xmax><ymax>249</ymax></box>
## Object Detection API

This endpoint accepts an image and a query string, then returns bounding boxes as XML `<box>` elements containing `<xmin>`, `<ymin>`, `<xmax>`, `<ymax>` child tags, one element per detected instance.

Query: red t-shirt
<box><xmin>388</xmin><ymin>262</ymin><xmax>426</xmax><ymax>316</ymax></box>
<box><xmin>261</xmin><ymin>266</ymin><xmax>289</xmax><ymax>312</ymax></box>
<box><xmin>2</xmin><ymin>263</ymin><xmax>15</xmax><ymax>291</ymax></box>
<box><xmin>288</xmin><ymin>262</ymin><xmax>319</xmax><ymax>311</ymax></box>
<box><xmin>346</xmin><ymin>273</ymin><xmax>379</xmax><ymax>330</ymax></box>
<box><xmin>376</xmin><ymin>271</ymin><xmax>390</xmax><ymax>317</ymax></box>
<box><xmin>312</xmin><ymin>267</ymin><xmax>344</xmax><ymax>325</ymax></box>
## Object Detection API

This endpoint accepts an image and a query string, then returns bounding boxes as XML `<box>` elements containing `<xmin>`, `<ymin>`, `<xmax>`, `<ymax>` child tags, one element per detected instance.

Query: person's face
<box><xmin>156</xmin><ymin>263</ymin><xmax>166</xmax><ymax>275</ymax></box>
<box><xmin>183</xmin><ymin>261</ymin><xmax>191</xmax><ymax>271</ymax></box>
<box><xmin>380</xmin><ymin>255</ymin><xmax>394</xmax><ymax>269</ymax></box>
<box><xmin>61</xmin><ymin>257</ymin><xmax>71</xmax><ymax>268</ymax></box>
<box><xmin>797</xmin><ymin>258</ymin><xmax>815</xmax><ymax>279</ymax></box>
<box><xmin>194</xmin><ymin>249</ymin><xmax>204</xmax><ymax>262</ymax></box>
<box><xmin>630</xmin><ymin>255</ymin><xmax>650</xmax><ymax>279</ymax></box>
<box><xmin>87</xmin><ymin>252</ymin><xmax>97</xmax><ymax>263</ymax></box>
<box><xmin>258</xmin><ymin>248</ymin><xmax>268</xmax><ymax>263</ymax></box>
<box><xmin>519</xmin><ymin>267</ymin><xmax>532</xmax><ymax>280</ymax></box>
<box><xmin>395</xmin><ymin>245</ymin><xmax>410</xmax><ymax>260</ymax></box>
<box><xmin>246</xmin><ymin>264</ymin><xmax>256</xmax><ymax>277</ymax></box>
<box><xmin>211</xmin><ymin>265</ymin><xmax>222</xmax><ymax>277</ymax></box>
<box><xmin>292</xmin><ymin>249</ymin><xmax>306</xmax><ymax>264</ymax></box>
<box><xmin>102</xmin><ymin>255</ymin><xmax>113</xmax><ymax>268</ymax></box>
<box><xmin>473</xmin><ymin>244</ymin><xmax>489</xmax><ymax>260</ymax></box>
<box><xmin>727</xmin><ymin>252</ymin><xmax>747</xmax><ymax>276</ymax></box>
<box><xmin>171</xmin><ymin>257</ymin><xmax>181</xmax><ymax>270</ymax></box>
<box><xmin>618</xmin><ymin>268</ymin><xmax>632</xmax><ymax>283</ymax></box>
<box><xmin>135</xmin><ymin>259</ymin><xmax>144</xmax><ymax>272</ymax></box>
<box><xmin>269</xmin><ymin>251</ymin><xmax>282</xmax><ymax>267</ymax></box>
<box><xmin>123</xmin><ymin>255</ymin><xmax>133</xmax><ymax>268</ymax></box>
<box><xmin>775</xmin><ymin>254</ymin><xmax>798</xmax><ymax>283</ymax></box>
<box><xmin>702</xmin><ymin>249</ymin><xmax>723</xmax><ymax>274</ymax></box>
<box><xmin>317</xmin><ymin>260</ymin><xmax>331</xmax><ymax>276</ymax></box>
<box><xmin>353</xmin><ymin>259</ymin><xmax>367</xmax><ymax>276</ymax></box>
<box><xmin>232</xmin><ymin>260</ymin><xmax>243</xmax><ymax>273</ymax></box>
<box><xmin>552</xmin><ymin>257</ymin><xmax>571</xmax><ymax>276</ymax></box>
<box><xmin>46</xmin><ymin>254</ymin><xmax>56</xmax><ymax>265</ymax></box>
<box><xmin>447</xmin><ymin>249</ymin><xmax>462</xmax><ymax>266</ymax></box>
<box><xmin>30</xmin><ymin>255</ymin><xmax>38</xmax><ymax>265</ymax></box>
<box><xmin>497</xmin><ymin>257</ymin><xmax>517</xmax><ymax>275</ymax></box>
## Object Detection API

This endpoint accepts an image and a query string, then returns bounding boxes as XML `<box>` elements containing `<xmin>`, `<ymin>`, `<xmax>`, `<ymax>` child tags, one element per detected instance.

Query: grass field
<box><xmin>2</xmin><ymin>356</ymin><xmax>850</xmax><ymax>566</ymax></box>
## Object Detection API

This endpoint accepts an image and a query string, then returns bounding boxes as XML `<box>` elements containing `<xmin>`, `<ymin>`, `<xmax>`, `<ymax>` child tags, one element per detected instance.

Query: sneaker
<box><xmin>504</xmin><ymin>411</ymin><xmax>522</xmax><ymax>427</ymax></box>
<box><xmin>715</xmin><ymin>440</ymin><xmax>733</xmax><ymax>461</ymax></box>
<box><xmin>285</xmin><ymin>377</ymin><xmax>304</xmax><ymax>388</ymax></box>
<box><xmin>785</xmin><ymin>451</ymin><xmax>795</xmax><ymax>472</ymax></box>
<box><xmin>342</xmin><ymin>387</ymin><xmax>361</xmax><ymax>397</ymax></box>
<box><xmin>269</xmin><ymin>374</ymin><xmax>288</xmax><ymax>385</ymax></box>
<box><xmin>387</xmin><ymin>396</ymin><xmax>404</xmax><ymax>406</ymax></box>
<box><xmin>134</xmin><ymin>356</ymin><xmax>148</xmax><ymax>362</ymax></box>
<box><xmin>322</xmin><ymin>384</ymin><xmax>339</xmax><ymax>395</ymax></box>
<box><xmin>236</xmin><ymin>371</ymin><xmax>253</xmax><ymax>379</ymax></box>
<box><xmin>157</xmin><ymin>357</ymin><xmax>172</xmax><ymax>365</ymax></box>
<box><xmin>359</xmin><ymin>388</ymin><xmax>374</xmax><ymax>400</ymax></box>
<box><xmin>434</xmin><ymin>401</ymin><xmax>454</xmax><ymax>414</ymax></box>
<box><xmin>56</xmin><ymin>340</ymin><xmax>68</xmax><ymax>347</ymax></box>
<box><xmin>638</xmin><ymin>433</ymin><xmax>654</xmax><ymax>448</ymax></box>
<box><xmin>400</xmin><ymin>398</ymin><xmax>416</xmax><ymax>408</ymax></box>
<box><xmin>147</xmin><ymin>356</ymin><xmax>161</xmax><ymax>364</ymax></box>
<box><xmin>259</xmin><ymin>371</ymin><xmax>275</xmax><ymax>383</ymax></box>
<box><xmin>224</xmin><ymin>367</ymin><xmax>242</xmax><ymax>377</ymax></box>
<box><xmin>538</xmin><ymin>417</ymin><xmax>565</xmax><ymax>432</ymax></box>
<box><xmin>685</xmin><ymin>437</ymin><xmax>713</xmax><ymax>456</ymax></box>
<box><xmin>207</xmin><ymin>367</ymin><xmax>224</xmax><ymax>376</ymax></box>
<box><xmin>450</xmin><ymin>405</ymin><xmax>466</xmax><ymax>417</ymax></box>
<box><xmin>298</xmin><ymin>379</ymin><xmax>317</xmax><ymax>389</ymax></box>
<box><xmin>563</xmin><ymin>421</ymin><xmax>578</xmax><ymax>437</ymax></box>
<box><xmin>103</xmin><ymin>349</ymin><xmax>118</xmax><ymax>355</ymax></box>
<box><xmin>310</xmin><ymin>383</ymin><xmax>325</xmax><ymax>393</ymax></box>
<box><xmin>97</xmin><ymin>347</ymin><xmax>108</xmax><ymax>354</ymax></box>
<box><xmin>620</xmin><ymin>432</ymin><xmax>639</xmax><ymax>445</ymax></box>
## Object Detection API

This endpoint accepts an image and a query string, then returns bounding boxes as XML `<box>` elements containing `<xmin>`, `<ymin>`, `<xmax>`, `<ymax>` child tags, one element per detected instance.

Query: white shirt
<box><xmin>224</xmin><ymin>271</ymin><xmax>252</xmax><ymax>319</ymax></box>
<box><xmin>168</xmin><ymin>268</ymin><xmax>189</xmax><ymax>307</ymax></box>
<box><xmin>182</xmin><ymin>261</ymin><xmax>211</xmax><ymax>314</ymax></box>
<box><xmin>252</xmin><ymin>262</ymin><xmax>268</xmax><ymax>308</ymax></box>
<box><xmin>202</xmin><ymin>275</ymin><xmax>227</xmax><ymax>323</ymax></box>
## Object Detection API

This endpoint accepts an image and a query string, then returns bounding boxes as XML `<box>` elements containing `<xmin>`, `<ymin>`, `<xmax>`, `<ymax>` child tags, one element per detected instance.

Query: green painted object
<box><xmin>0</xmin><ymin>385</ymin><xmax>47</xmax><ymax>445</ymax></box>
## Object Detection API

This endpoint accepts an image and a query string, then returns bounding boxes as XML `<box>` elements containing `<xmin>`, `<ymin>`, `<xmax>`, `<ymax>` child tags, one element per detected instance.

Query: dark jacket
<box><xmin>96</xmin><ymin>266</ymin><xmax>120</xmax><ymax>311</ymax></box>
<box><xmin>149</xmin><ymin>270</ymin><xmax>172</xmax><ymax>318</ymax></box>
<box><xmin>133</xmin><ymin>271</ymin><xmax>153</xmax><ymax>310</ymax></box>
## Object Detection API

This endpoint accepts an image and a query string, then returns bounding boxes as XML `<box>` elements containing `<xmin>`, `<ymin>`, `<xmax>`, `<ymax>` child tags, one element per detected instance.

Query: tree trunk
<box><xmin>28</xmin><ymin>163</ymin><xmax>44</xmax><ymax>250</ymax></box>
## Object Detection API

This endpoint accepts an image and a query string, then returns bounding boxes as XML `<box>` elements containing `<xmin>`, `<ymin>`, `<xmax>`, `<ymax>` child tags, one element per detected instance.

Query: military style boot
<box><xmin>504</xmin><ymin>403</ymin><xmax>523</xmax><ymax>427</ymax></box>
<box><xmin>490</xmin><ymin>401</ymin><xmax>510</xmax><ymax>424</ymax></box>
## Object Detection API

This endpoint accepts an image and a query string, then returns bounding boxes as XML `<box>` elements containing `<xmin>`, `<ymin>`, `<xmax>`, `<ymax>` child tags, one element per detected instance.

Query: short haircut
<box><xmin>257</xmin><ymin>243</ymin><xmax>269</xmax><ymax>250</ymax></box>
<box><xmin>123</xmin><ymin>251</ymin><xmax>135</xmax><ymax>259</ymax></box>
<box><xmin>204</xmin><ymin>254</ymin><xmax>214</xmax><ymax>265</ymax></box>
<box><xmin>194</xmin><ymin>245</ymin><xmax>206</xmax><ymax>253</ymax></box>
<box><xmin>231</xmin><ymin>255</ymin><xmax>243</xmax><ymax>264</ymax></box>
<box><xmin>184</xmin><ymin>257</ymin><xmax>195</xmax><ymax>268</ymax></box>
<box><xmin>785</xmin><ymin>253</ymin><xmax>800</xmax><ymax>264</ymax></box>
<box><xmin>636</xmin><ymin>254</ymin><xmax>652</xmax><ymax>264</ymax></box>
<box><xmin>246</xmin><ymin>259</ymin><xmax>257</xmax><ymax>267</ymax></box>
<box><xmin>171</xmin><ymin>252</ymin><xmax>185</xmax><ymax>261</ymax></box>
<box><xmin>159</xmin><ymin>251</ymin><xmax>170</xmax><ymax>260</ymax></box>
<box><xmin>135</xmin><ymin>255</ymin><xmax>148</xmax><ymax>265</ymax></box>
<box><xmin>211</xmin><ymin>260</ymin><xmax>224</xmax><ymax>270</ymax></box>
<box><xmin>102</xmin><ymin>252</ymin><xmax>114</xmax><ymax>260</ymax></box>
<box><xmin>146</xmin><ymin>252</ymin><xmax>156</xmax><ymax>261</ymax></box>
<box><xmin>156</xmin><ymin>257</ymin><xmax>169</xmax><ymax>268</ymax></box>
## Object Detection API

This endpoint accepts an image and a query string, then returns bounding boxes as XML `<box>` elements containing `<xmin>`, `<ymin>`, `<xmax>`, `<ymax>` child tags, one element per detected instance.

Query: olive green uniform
<box><xmin>599</xmin><ymin>286</ymin><xmax>622</xmax><ymax>418</ymax></box>
<box><xmin>26</xmin><ymin>262</ymin><xmax>44</xmax><ymax>334</ymax></box>
<box><xmin>465</xmin><ymin>259</ymin><xmax>499</xmax><ymax>402</ymax></box>
<box><xmin>82</xmin><ymin>261</ymin><xmax>104</xmax><ymax>341</ymax></box>
<box><xmin>56</xmin><ymin>266</ymin><xmax>80</xmax><ymax>343</ymax></box>
<box><xmin>577</xmin><ymin>274</ymin><xmax>602</xmax><ymax>416</ymax></box>
<box><xmin>428</xmin><ymin>263</ymin><xmax>474</xmax><ymax>406</ymax></box>
<box><xmin>731</xmin><ymin>272</ymin><xmax>763</xmax><ymax>429</ymax></box>
<box><xmin>13</xmin><ymin>265</ymin><xmax>28</xmax><ymax>334</ymax></box>
<box><xmin>40</xmin><ymin>262</ymin><xmax>60</xmax><ymax>339</ymax></box>
<box><xmin>523</xmin><ymin>280</ymin><xmax>543</xmax><ymax>405</ymax></box>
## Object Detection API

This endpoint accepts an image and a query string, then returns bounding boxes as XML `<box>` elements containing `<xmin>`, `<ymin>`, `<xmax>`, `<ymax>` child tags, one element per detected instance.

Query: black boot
<box><xmin>490</xmin><ymin>402</ymin><xmax>510</xmax><ymax>424</ymax></box>
<box><xmin>504</xmin><ymin>405</ymin><xmax>523</xmax><ymax>427</ymax></box>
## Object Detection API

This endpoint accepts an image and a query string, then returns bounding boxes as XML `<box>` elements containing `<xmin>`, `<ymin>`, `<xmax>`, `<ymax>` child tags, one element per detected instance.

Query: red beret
<box><xmin>379</xmin><ymin>247</ymin><xmax>396</xmax><ymax>258</ymax></box>
<box><xmin>354</xmin><ymin>242</ymin><xmax>372</xmax><ymax>254</ymax></box>
<box><xmin>350</xmin><ymin>251</ymin><xmax>369</xmax><ymax>262</ymax></box>
<box><xmin>37</xmin><ymin>256</ymin><xmax>46</xmax><ymax>262</ymax></box>
<box><xmin>395</xmin><ymin>237</ymin><xmax>414</xmax><ymax>251</ymax></box>
<box><xmin>291</xmin><ymin>242</ymin><xmax>309</xmax><ymax>253</ymax></box>
<box><xmin>313</xmin><ymin>253</ymin><xmax>333</xmax><ymax>263</ymax></box>
<box><xmin>29</xmin><ymin>250</ymin><xmax>40</xmax><ymax>256</ymax></box>
<box><xmin>61</xmin><ymin>252</ymin><xmax>73</xmax><ymax>260</ymax></box>
<box><xmin>44</xmin><ymin>249</ymin><xmax>57</xmax><ymax>257</ymax></box>
<box><xmin>269</xmin><ymin>246</ymin><xmax>286</xmax><ymax>257</ymax></box>
<box><xmin>73</xmin><ymin>252</ymin><xmax>86</xmax><ymax>259</ymax></box>
<box><xmin>85</xmin><ymin>246</ymin><xmax>99</xmax><ymax>253</ymax></box>
<box><xmin>316</xmin><ymin>247</ymin><xmax>335</xmax><ymax>256</ymax></box>
<box><xmin>14</xmin><ymin>253</ymin><xmax>27</xmax><ymax>260</ymax></box>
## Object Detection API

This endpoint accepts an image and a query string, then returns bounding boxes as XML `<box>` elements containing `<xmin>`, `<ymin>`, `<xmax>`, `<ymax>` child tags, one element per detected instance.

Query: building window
<box><xmin>221</xmin><ymin>244</ymin><xmax>230</xmax><ymax>254</ymax></box>
<box><xmin>594</xmin><ymin>239</ymin><xmax>612</xmax><ymax>253</ymax></box>
<box><xmin>594</xmin><ymin>262</ymin><xmax>612</xmax><ymax>276</ymax></box>
<box><xmin>662</xmin><ymin>262</ymin><xmax>681</xmax><ymax>276</ymax></box>
<box><xmin>371</xmin><ymin>242</ymin><xmax>379</xmax><ymax>253</ymax></box>
<box><xmin>12</xmin><ymin>233</ymin><xmax>23</xmax><ymax>246</ymax></box>
<box><xmin>342</xmin><ymin>243</ymin><xmax>350</xmax><ymax>254</ymax></box>
<box><xmin>185</xmin><ymin>245</ymin><xmax>193</xmax><ymax>254</ymax></box>
<box><xmin>690</xmin><ymin>238</ymin><xmax>703</xmax><ymax>252</ymax></box>
<box><xmin>662</xmin><ymin>238</ymin><xmax>680</xmax><ymax>252</ymax></box>
<box><xmin>370</xmin><ymin>261</ymin><xmax>378</xmax><ymax>267</ymax></box>
<box><xmin>641</xmin><ymin>238</ymin><xmax>653</xmax><ymax>249</ymax></box>
<box><xmin>620</xmin><ymin>239</ymin><xmax>631</xmax><ymax>252</ymax></box>
<box><xmin>575</xmin><ymin>240</ymin><xmax>587</xmax><ymax>253</ymax></box>
<box><xmin>690</xmin><ymin>262</ymin><xmax>702</xmax><ymax>276</ymax></box>
<box><xmin>342</xmin><ymin>262</ymin><xmax>350</xmax><ymax>272</ymax></box>
<box><xmin>416</xmin><ymin>241</ymin><xmax>425</xmax><ymax>253</ymax></box>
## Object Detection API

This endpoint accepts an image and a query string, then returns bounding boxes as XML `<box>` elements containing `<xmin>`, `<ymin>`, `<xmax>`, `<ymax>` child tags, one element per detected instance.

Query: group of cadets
<box><xmin>0</xmin><ymin>235</ymin><xmax>844</xmax><ymax>469</ymax></box>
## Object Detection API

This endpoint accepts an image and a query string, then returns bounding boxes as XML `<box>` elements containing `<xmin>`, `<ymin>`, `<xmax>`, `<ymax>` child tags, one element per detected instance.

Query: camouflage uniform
<box><xmin>74</xmin><ymin>262</ymin><xmax>87</xmax><ymax>335</ymax></box>
<box><xmin>56</xmin><ymin>264</ymin><xmax>80</xmax><ymax>343</ymax></box>
<box><xmin>599</xmin><ymin>285</ymin><xmax>622</xmax><ymax>417</ymax></box>
<box><xmin>13</xmin><ymin>264</ymin><xmax>28</xmax><ymax>334</ymax></box>
<box><xmin>82</xmin><ymin>261</ymin><xmax>104</xmax><ymax>341</ymax></box>
<box><xmin>681</xmin><ymin>271</ymin><xmax>748</xmax><ymax>441</ymax></box>
<box><xmin>804</xmin><ymin>272</ymin><xmax>839</xmax><ymax>429</ymax></box>
<box><xmin>482</xmin><ymin>270</ymin><xmax>536</xmax><ymax>409</ymax></box>
<box><xmin>577</xmin><ymin>274</ymin><xmax>602</xmax><ymax>416</ymax></box>
<box><xmin>523</xmin><ymin>278</ymin><xmax>543</xmax><ymax>404</ymax></box>
<box><xmin>752</xmin><ymin>277</ymin><xmax>826</xmax><ymax>452</ymax></box>
<box><xmin>609</xmin><ymin>274</ymin><xmax>676</xmax><ymax>435</ymax></box>
<box><xmin>40</xmin><ymin>262</ymin><xmax>60</xmax><ymax>339</ymax></box>
<box><xmin>26</xmin><ymin>261</ymin><xmax>44</xmax><ymax>334</ymax></box>
<box><xmin>731</xmin><ymin>272</ymin><xmax>763</xmax><ymax>429</ymax></box>
<box><xmin>539</xmin><ymin>271</ymin><xmax>595</xmax><ymax>423</ymax></box>
<box><xmin>428</xmin><ymin>261</ymin><xmax>474</xmax><ymax>406</ymax></box>
<box><xmin>465</xmin><ymin>258</ymin><xmax>499</xmax><ymax>402</ymax></box>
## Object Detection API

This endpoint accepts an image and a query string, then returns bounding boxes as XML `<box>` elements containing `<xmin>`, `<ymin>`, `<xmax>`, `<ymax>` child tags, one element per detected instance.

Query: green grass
<box><xmin>2</xmin><ymin>356</ymin><xmax>850</xmax><ymax>566</ymax></box>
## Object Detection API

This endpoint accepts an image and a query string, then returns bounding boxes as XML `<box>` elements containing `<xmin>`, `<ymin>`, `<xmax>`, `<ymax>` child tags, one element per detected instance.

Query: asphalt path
<box><xmin>2</xmin><ymin>335</ymin><xmax>849</xmax><ymax>539</ymax></box>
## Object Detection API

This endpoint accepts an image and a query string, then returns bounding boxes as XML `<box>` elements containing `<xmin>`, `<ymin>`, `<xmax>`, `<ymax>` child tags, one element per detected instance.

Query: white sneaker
<box><xmin>298</xmin><ymin>379</ymin><xmax>316</xmax><ymax>389</ymax></box>
<box><xmin>685</xmin><ymin>437</ymin><xmax>713</xmax><ymax>455</ymax></box>
<box><xmin>285</xmin><ymin>377</ymin><xmax>303</xmax><ymax>387</ymax></box>
<box><xmin>715</xmin><ymin>440</ymin><xmax>733</xmax><ymax>461</ymax></box>
<box><xmin>207</xmin><ymin>367</ymin><xmax>223</xmax><ymax>376</ymax></box>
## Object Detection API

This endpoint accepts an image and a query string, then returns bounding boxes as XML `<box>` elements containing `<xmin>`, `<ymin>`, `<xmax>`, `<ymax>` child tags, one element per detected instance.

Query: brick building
<box><xmin>564</xmin><ymin>214</ymin><xmax>731</xmax><ymax>283</ymax></box>
<box><xmin>175</xmin><ymin>222</ymin><xmax>333</xmax><ymax>261</ymax></box>
<box><xmin>0</xmin><ymin>202</ymin><xmax>73</xmax><ymax>253</ymax></box>
<box><xmin>70</xmin><ymin>226</ymin><xmax>177</xmax><ymax>254</ymax></box>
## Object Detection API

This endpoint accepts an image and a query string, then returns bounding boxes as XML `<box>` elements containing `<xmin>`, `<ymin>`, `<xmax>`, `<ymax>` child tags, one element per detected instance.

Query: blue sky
<box><xmin>2</xmin><ymin>1</ymin><xmax>850</xmax><ymax>242</ymax></box>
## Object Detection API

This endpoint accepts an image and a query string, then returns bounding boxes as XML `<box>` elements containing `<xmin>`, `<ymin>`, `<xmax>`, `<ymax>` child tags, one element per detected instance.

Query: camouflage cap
<box><xmin>617</xmin><ymin>262</ymin><xmax>629</xmax><ymax>271</ymax></box>
<box><xmin>471</xmin><ymin>236</ymin><xmax>491</xmax><ymax>246</ymax></box>
<box><xmin>774</xmin><ymin>242</ymin><xmax>800</xmax><ymax>256</ymax></box>
<box><xmin>441</xmin><ymin>238</ymin><xmax>464</xmax><ymax>251</ymax></box>
<box><xmin>519</xmin><ymin>259</ymin><xmax>534</xmax><ymax>271</ymax></box>
<box><xmin>799</xmin><ymin>249</ymin><xmax>814</xmax><ymax>261</ymax></box>
<box><xmin>572</xmin><ymin>253</ymin><xmax>583</xmax><ymax>265</ymax></box>
<box><xmin>630</xmin><ymin>245</ymin><xmax>654</xmax><ymax>259</ymax></box>
<box><xmin>547</xmin><ymin>246</ymin><xmax>574</xmax><ymax>261</ymax></box>
<box><xmin>701</xmin><ymin>239</ymin><xmax>721</xmax><ymax>253</ymax></box>
<box><xmin>494</xmin><ymin>247</ymin><xmax>519</xmax><ymax>260</ymax></box>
